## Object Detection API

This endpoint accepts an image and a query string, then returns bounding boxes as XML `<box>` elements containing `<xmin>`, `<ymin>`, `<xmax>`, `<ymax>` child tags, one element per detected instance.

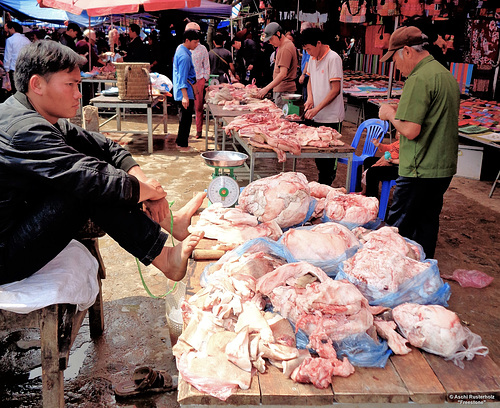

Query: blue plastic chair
<box><xmin>338</xmin><ymin>118</ymin><xmax>389</xmax><ymax>192</ymax></box>
<box><xmin>378</xmin><ymin>179</ymin><xmax>397</xmax><ymax>220</ymax></box>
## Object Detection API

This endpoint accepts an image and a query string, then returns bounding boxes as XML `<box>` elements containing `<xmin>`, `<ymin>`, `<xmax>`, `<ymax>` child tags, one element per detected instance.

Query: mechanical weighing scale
<box><xmin>201</xmin><ymin>151</ymin><xmax>248</xmax><ymax>207</ymax></box>
<box><xmin>282</xmin><ymin>93</ymin><xmax>303</xmax><ymax>116</ymax></box>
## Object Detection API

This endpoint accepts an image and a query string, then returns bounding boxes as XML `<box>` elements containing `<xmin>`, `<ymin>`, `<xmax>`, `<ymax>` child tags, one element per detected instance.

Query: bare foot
<box><xmin>152</xmin><ymin>231</ymin><xmax>205</xmax><ymax>281</ymax></box>
<box><xmin>161</xmin><ymin>192</ymin><xmax>206</xmax><ymax>240</ymax></box>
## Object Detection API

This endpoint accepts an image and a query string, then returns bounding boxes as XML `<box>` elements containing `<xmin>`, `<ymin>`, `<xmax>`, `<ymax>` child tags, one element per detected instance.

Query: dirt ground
<box><xmin>0</xmin><ymin>114</ymin><xmax>499</xmax><ymax>407</ymax></box>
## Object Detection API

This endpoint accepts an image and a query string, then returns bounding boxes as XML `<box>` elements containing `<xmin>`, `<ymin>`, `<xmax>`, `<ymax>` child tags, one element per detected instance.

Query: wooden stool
<box><xmin>0</xmin><ymin>237</ymin><xmax>106</xmax><ymax>407</ymax></box>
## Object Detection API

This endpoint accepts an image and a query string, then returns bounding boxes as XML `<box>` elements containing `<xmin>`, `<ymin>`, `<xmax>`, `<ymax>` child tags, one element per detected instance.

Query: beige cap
<box><xmin>83</xmin><ymin>29</ymin><xmax>96</xmax><ymax>42</ymax></box>
<box><xmin>380</xmin><ymin>26</ymin><xmax>426</xmax><ymax>62</ymax></box>
<box><xmin>185</xmin><ymin>22</ymin><xmax>200</xmax><ymax>31</ymax></box>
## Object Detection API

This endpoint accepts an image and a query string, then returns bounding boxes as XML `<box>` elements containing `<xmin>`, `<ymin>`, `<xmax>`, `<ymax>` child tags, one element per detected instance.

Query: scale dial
<box><xmin>207</xmin><ymin>176</ymin><xmax>240</xmax><ymax>207</ymax></box>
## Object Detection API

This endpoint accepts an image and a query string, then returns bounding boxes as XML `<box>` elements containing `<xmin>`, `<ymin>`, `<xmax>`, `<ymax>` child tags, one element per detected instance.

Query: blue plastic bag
<box><xmin>334</xmin><ymin>332</ymin><xmax>392</xmax><ymax>368</ymax></box>
<box><xmin>336</xmin><ymin>259</ymin><xmax>451</xmax><ymax>308</ymax></box>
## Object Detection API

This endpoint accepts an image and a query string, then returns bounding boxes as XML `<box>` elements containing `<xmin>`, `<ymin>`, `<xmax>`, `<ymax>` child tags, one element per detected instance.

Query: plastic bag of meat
<box><xmin>441</xmin><ymin>269</ymin><xmax>494</xmax><ymax>288</ymax></box>
<box><xmin>238</xmin><ymin>172</ymin><xmax>314</xmax><ymax>229</ymax></box>
<box><xmin>393</xmin><ymin>303</ymin><xmax>489</xmax><ymax>368</ymax></box>
<box><xmin>334</xmin><ymin>332</ymin><xmax>392</xmax><ymax>368</ymax></box>
<box><xmin>337</xmin><ymin>249</ymin><xmax>451</xmax><ymax>308</ymax></box>
<box><xmin>279</xmin><ymin>223</ymin><xmax>361</xmax><ymax>277</ymax></box>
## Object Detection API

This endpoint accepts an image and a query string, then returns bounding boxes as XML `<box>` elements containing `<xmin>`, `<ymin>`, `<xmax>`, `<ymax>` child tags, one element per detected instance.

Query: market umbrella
<box><xmin>37</xmin><ymin>0</ymin><xmax>201</xmax><ymax>17</ymax></box>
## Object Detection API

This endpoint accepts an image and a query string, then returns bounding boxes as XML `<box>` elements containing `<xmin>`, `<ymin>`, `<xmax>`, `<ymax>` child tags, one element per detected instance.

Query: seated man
<box><xmin>0</xmin><ymin>40</ymin><xmax>205</xmax><ymax>285</ymax></box>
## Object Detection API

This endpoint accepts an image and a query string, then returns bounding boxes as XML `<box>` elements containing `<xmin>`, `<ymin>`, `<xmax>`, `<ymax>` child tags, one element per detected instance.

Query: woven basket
<box><xmin>114</xmin><ymin>62</ymin><xmax>151</xmax><ymax>100</ymax></box>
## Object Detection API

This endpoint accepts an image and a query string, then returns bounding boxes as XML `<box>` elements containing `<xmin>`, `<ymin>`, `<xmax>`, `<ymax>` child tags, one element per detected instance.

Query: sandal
<box><xmin>114</xmin><ymin>366</ymin><xmax>178</xmax><ymax>398</ymax></box>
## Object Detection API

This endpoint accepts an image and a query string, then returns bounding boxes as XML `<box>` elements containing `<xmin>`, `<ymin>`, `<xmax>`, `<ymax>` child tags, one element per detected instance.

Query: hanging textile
<box><xmin>465</xmin><ymin>19</ymin><xmax>499</xmax><ymax>68</ymax></box>
<box><xmin>340</xmin><ymin>0</ymin><xmax>367</xmax><ymax>24</ymax></box>
<box><xmin>375</xmin><ymin>0</ymin><xmax>398</xmax><ymax>16</ymax></box>
<box><xmin>400</xmin><ymin>0</ymin><xmax>424</xmax><ymax>17</ymax></box>
<box><xmin>365</xmin><ymin>25</ymin><xmax>383</xmax><ymax>55</ymax></box>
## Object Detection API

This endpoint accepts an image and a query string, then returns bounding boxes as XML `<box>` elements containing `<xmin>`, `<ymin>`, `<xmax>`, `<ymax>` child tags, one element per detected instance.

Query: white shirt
<box><xmin>191</xmin><ymin>44</ymin><xmax>210</xmax><ymax>81</ymax></box>
<box><xmin>307</xmin><ymin>47</ymin><xmax>345</xmax><ymax>123</ymax></box>
<box><xmin>4</xmin><ymin>33</ymin><xmax>31</xmax><ymax>71</ymax></box>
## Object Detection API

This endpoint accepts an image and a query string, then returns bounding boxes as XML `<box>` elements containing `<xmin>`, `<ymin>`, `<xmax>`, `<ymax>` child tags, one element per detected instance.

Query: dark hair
<box><xmin>300</xmin><ymin>27</ymin><xmax>325</xmax><ymax>47</ymax></box>
<box><xmin>213</xmin><ymin>33</ymin><xmax>225</xmax><ymax>46</ymax></box>
<box><xmin>183</xmin><ymin>29</ymin><xmax>200</xmax><ymax>42</ymax></box>
<box><xmin>6</xmin><ymin>21</ymin><xmax>24</xmax><ymax>34</ymax></box>
<box><xmin>129</xmin><ymin>23</ymin><xmax>141</xmax><ymax>35</ymax></box>
<box><xmin>67</xmin><ymin>23</ymin><xmax>81</xmax><ymax>33</ymax></box>
<box><xmin>14</xmin><ymin>40</ymin><xmax>86</xmax><ymax>93</ymax></box>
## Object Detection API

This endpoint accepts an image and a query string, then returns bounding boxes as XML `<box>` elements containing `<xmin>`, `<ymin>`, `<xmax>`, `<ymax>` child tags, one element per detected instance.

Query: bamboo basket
<box><xmin>114</xmin><ymin>62</ymin><xmax>151</xmax><ymax>100</ymax></box>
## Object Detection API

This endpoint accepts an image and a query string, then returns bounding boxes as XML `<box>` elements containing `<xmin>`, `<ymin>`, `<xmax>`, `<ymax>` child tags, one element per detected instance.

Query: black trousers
<box><xmin>0</xmin><ymin>193</ymin><xmax>167</xmax><ymax>284</ymax></box>
<box><xmin>363</xmin><ymin>156</ymin><xmax>399</xmax><ymax>198</ymax></box>
<box><xmin>176</xmin><ymin>99</ymin><xmax>195</xmax><ymax>147</ymax></box>
<box><xmin>306</xmin><ymin>120</ymin><xmax>342</xmax><ymax>186</ymax></box>
<box><xmin>387</xmin><ymin>176</ymin><xmax>452</xmax><ymax>259</ymax></box>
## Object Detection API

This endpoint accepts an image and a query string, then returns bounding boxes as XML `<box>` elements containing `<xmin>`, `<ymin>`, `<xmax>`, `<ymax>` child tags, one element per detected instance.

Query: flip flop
<box><xmin>114</xmin><ymin>366</ymin><xmax>178</xmax><ymax>398</ymax></box>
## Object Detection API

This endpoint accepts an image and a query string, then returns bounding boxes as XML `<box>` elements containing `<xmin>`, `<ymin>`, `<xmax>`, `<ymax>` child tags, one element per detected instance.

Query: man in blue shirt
<box><xmin>173</xmin><ymin>29</ymin><xmax>199</xmax><ymax>152</ymax></box>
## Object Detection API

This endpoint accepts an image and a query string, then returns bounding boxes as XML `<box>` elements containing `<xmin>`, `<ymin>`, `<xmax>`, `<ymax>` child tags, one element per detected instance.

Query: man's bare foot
<box><xmin>152</xmin><ymin>231</ymin><xmax>205</xmax><ymax>281</ymax></box>
<box><xmin>161</xmin><ymin>192</ymin><xmax>206</xmax><ymax>240</ymax></box>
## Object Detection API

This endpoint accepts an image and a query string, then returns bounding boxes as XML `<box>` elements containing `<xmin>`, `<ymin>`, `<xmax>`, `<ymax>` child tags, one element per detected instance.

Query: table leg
<box><xmin>147</xmin><ymin>105</ymin><xmax>153</xmax><ymax>154</ymax></box>
<box><xmin>116</xmin><ymin>107</ymin><xmax>121</xmax><ymax>131</ymax></box>
<box><xmin>345</xmin><ymin>154</ymin><xmax>353</xmax><ymax>193</ymax></box>
<box><xmin>205</xmin><ymin>105</ymin><xmax>209</xmax><ymax>151</ymax></box>
<box><xmin>214</xmin><ymin>117</ymin><xmax>219</xmax><ymax>151</ymax></box>
<box><xmin>250</xmin><ymin>154</ymin><xmax>255</xmax><ymax>182</ymax></box>
<box><xmin>163</xmin><ymin>97</ymin><xmax>168</xmax><ymax>134</ymax></box>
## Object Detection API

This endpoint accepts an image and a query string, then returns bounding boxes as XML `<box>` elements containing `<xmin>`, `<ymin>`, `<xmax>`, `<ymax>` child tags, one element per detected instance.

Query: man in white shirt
<box><xmin>3</xmin><ymin>21</ymin><xmax>31</xmax><ymax>94</ymax></box>
<box><xmin>302</xmin><ymin>27</ymin><xmax>345</xmax><ymax>186</ymax></box>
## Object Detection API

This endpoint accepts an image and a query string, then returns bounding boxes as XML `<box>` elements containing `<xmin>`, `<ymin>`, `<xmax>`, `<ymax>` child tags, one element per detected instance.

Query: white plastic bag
<box><xmin>149</xmin><ymin>72</ymin><xmax>173</xmax><ymax>93</ymax></box>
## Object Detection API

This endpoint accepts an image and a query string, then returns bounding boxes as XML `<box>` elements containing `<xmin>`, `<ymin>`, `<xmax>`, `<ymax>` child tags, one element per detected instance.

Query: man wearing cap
<box><xmin>60</xmin><ymin>23</ymin><xmax>81</xmax><ymax>52</ymax></box>
<box><xmin>257</xmin><ymin>22</ymin><xmax>298</xmax><ymax>108</ymax></box>
<box><xmin>378</xmin><ymin>26</ymin><xmax>460</xmax><ymax>259</ymax></box>
<box><xmin>301</xmin><ymin>27</ymin><xmax>344</xmax><ymax>186</ymax></box>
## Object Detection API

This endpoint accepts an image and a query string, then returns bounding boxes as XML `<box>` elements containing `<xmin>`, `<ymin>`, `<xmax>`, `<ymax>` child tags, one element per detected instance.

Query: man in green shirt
<box><xmin>378</xmin><ymin>26</ymin><xmax>460</xmax><ymax>259</ymax></box>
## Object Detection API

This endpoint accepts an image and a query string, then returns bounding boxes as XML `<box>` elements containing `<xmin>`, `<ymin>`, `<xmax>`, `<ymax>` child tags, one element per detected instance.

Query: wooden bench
<box><xmin>0</xmin><ymin>237</ymin><xmax>105</xmax><ymax>408</ymax></box>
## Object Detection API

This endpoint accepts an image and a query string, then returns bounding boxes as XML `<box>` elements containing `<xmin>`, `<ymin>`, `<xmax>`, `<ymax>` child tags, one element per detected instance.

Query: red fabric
<box><xmin>194</xmin><ymin>78</ymin><xmax>205</xmax><ymax>133</ymax></box>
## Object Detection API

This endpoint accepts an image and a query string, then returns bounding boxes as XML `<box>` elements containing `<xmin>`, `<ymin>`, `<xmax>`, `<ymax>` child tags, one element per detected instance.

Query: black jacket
<box><xmin>0</xmin><ymin>93</ymin><xmax>140</xmax><ymax>237</ymax></box>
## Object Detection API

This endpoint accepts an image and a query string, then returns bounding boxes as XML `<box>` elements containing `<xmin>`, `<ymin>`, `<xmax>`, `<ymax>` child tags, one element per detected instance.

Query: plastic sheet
<box><xmin>442</xmin><ymin>269</ymin><xmax>494</xmax><ymax>288</ymax></box>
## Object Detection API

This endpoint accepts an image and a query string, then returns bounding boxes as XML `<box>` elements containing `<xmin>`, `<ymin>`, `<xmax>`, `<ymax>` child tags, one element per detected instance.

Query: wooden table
<box><xmin>205</xmin><ymin>103</ymin><xmax>252</xmax><ymax>151</ymax></box>
<box><xmin>178</xmin><ymin>257</ymin><xmax>500</xmax><ymax>407</ymax></box>
<box><xmin>226</xmin><ymin>126</ymin><xmax>355</xmax><ymax>191</ymax></box>
<box><xmin>90</xmin><ymin>94</ymin><xmax>167</xmax><ymax>154</ymax></box>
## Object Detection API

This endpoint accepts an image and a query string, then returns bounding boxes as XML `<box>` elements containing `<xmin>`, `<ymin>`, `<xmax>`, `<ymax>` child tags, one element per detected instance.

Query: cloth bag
<box><xmin>400</xmin><ymin>0</ymin><xmax>424</xmax><ymax>17</ymax></box>
<box><xmin>340</xmin><ymin>0</ymin><xmax>367</xmax><ymax>24</ymax></box>
<box><xmin>375</xmin><ymin>0</ymin><xmax>398</xmax><ymax>16</ymax></box>
<box><xmin>374</xmin><ymin>25</ymin><xmax>390</xmax><ymax>49</ymax></box>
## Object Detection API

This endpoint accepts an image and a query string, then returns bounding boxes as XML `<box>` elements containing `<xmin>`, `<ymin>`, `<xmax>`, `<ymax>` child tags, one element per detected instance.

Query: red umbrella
<box><xmin>37</xmin><ymin>0</ymin><xmax>201</xmax><ymax>17</ymax></box>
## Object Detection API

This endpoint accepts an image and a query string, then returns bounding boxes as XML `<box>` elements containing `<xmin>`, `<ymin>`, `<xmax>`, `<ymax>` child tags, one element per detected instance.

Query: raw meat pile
<box><xmin>392</xmin><ymin>303</ymin><xmax>488</xmax><ymax>367</ymax></box>
<box><xmin>281</xmin><ymin>222</ymin><xmax>360</xmax><ymax>261</ymax></box>
<box><xmin>238</xmin><ymin>172</ymin><xmax>312</xmax><ymax>229</ymax></box>
<box><xmin>309</xmin><ymin>181</ymin><xmax>378</xmax><ymax>225</ymax></box>
<box><xmin>189</xmin><ymin>203</ymin><xmax>282</xmax><ymax>250</ymax></box>
<box><xmin>224</xmin><ymin>112</ymin><xmax>344</xmax><ymax>162</ymax></box>
<box><xmin>205</xmin><ymin>83</ymin><xmax>260</xmax><ymax>106</ymax></box>
<box><xmin>341</xmin><ymin>248</ymin><xmax>430</xmax><ymax>301</ymax></box>
<box><xmin>353</xmin><ymin>226</ymin><xmax>423</xmax><ymax>260</ymax></box>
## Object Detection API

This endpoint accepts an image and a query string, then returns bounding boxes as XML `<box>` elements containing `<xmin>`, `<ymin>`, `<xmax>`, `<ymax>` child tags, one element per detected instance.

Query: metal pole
<box><xmin>387</xmin><ymin>16</ymin><xmax>399</xmax><ymax>99</ymax></box>
<box><xmin>296</xmin><ymin>0</ymin><xmax>300</xmax><ymax>32</ymax></box>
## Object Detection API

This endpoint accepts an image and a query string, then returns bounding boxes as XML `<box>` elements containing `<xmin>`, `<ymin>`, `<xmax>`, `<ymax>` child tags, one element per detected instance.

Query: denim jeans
<box><xmin>0</xmin><ymin>193</ymin><xmax>167</xmax><ymax>284</ymax></box>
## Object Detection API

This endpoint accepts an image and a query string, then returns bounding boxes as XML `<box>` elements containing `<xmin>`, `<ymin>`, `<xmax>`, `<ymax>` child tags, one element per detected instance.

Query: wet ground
<box><xmin>1</xmin><ymin>111</ymin><xmax>499</xmax><ymax>407</ymax></box>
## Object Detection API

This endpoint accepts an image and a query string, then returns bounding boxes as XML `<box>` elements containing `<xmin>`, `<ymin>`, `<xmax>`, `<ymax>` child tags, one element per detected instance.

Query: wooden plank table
<box><xmin>178</xmin><ymin>256</ymin><xmax>500</xmax><ymax>407</ymax></box>
<box><xmin>204</xmin><ymin>103</ymin><xmax>252</xmax><ymax>151</ymax></box>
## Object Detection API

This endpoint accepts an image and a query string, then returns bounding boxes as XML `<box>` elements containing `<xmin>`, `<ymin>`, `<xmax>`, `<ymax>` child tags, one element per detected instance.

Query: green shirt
<box><xmin>395</xmin><ymin>55</ymin><xmax>460</xmax><ymax>178</ymax></box>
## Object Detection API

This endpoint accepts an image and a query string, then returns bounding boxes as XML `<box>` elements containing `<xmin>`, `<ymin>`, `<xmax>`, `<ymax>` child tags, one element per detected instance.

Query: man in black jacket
<box><xmin>0</xmin><ymin>40</ymin><xmax>204</xmax><ymax>285</ymax></box>
<box><xmin>124</xmin><ymin>23</ymin><xmax>149</xmax><ymax>62</ymax></box>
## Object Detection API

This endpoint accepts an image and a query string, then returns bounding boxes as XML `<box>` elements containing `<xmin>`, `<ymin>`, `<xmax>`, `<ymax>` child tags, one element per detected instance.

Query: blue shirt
<box><xmin>173</xmin><ymin>44</ymin><xmax>196</xmax><ymax>101</ymax></box>
<box><xmin>301</xmin><ymin>50</ymin><xmax>310</xmax><ymax>76</ymax></box>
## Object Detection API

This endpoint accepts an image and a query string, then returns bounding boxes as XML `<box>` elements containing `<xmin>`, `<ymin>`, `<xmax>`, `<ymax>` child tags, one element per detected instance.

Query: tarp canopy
<box><xmin>0</xmin><ymin>0</ymin><xmax>103</xmax><ymax>26</ymax></box>
<box><xmin>179</xmin><ymin>0</ymin><xmax>231</xmax><ymax>18</ymax></box>
<box><xmin>37</xmin><ymin>0</ymin><xmax>202</xmax><ymax>17</ymax></box>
